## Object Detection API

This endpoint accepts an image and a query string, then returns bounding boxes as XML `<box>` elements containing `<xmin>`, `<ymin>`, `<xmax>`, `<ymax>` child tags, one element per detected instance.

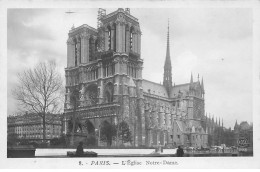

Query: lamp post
<box><xmin>95</xmin><ymin>124</ymin><xmax>101</xmax><ymax>147</ymax></box>
<box><xmin>70</xmin><ymin>88</ymin><xmax>79</xmax><ymax>146</ymax></box>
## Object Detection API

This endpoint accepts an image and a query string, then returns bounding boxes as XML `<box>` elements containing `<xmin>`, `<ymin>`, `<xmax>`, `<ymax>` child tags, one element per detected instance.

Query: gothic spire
<box><xmin>234</xmin><ymin>120</ymin><xmax>238</xmax><ymax>130</ymax></box>
<box><xmin>164</xmin><ymin>19</ymin><xmax>172</xmax><ymax>69</ymax></box>
<box><xmin>167</xmin><ymin>19</ymin><xmax>170</xmax><ymax>56</ymax></box>
<box><xmin>163</xmin><ymin>19</ymin><xmax>172</xmax><ymax>96</ymax></box>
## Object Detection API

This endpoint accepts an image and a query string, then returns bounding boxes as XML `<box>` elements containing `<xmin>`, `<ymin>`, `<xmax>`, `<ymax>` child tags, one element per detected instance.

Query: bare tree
<box><xmin>12</xmin><ymin>61</ymin><xmax>63</xmax><ymax>141</ymax></box>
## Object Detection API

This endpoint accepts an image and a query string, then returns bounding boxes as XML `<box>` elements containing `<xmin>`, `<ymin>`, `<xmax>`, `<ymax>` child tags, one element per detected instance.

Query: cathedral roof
<box><xmin>169</xmin><ymin>81</ymin><xmax>202</xmax><ymax>98</ymax></box>
<box><xmin>169</xmin><ymin>83</ymin><xmax>190</xmax><ymax>98</ymax></box>
<box><xmin>143</xmin><ymin>79</ymin><xmax>203</xmax><ymax>99</ymax></box>
<box><xmin>142</xmin><ymin>79</ymin><xmax>168</xmax><ymax>97</ymax></box>
<box><xmin>176</xmin><ymin>120</ymin><xmax>185</xmax><ymax>132</ymax></box>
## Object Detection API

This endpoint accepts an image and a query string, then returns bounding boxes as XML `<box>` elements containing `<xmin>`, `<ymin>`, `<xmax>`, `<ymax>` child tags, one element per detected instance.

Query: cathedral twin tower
<box><xmin>64</xmin><ymin>8</ymin><xmax>208</xmax><ymax>148</ymax></box>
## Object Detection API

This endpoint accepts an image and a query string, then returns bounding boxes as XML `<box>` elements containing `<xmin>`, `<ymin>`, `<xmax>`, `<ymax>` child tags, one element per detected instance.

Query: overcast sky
<box><xmin>7</xmin><ymin>8</ymin><xmax>253</xmax><ymax>129</ymax></box>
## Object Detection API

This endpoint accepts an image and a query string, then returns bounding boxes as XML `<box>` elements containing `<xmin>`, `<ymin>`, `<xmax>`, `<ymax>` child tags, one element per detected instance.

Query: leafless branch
<box><xmin>12</xmin><ymin>61</ymin><xmax>63</xmax><ymax>118</ymax></box>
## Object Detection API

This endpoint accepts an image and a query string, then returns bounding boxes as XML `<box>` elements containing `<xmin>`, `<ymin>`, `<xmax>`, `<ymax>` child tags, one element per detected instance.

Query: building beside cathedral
<box><xmin>63</xmin><ymin>8</ymin><xmax>210</xmax><ymax>148</ymax></box>
<box><xmin>233</xmin><ymin>121</ymin><xmax>253</xmax><ymax>148</ymax></box>
<box><xmin>7</xmin><ymin>113</ymin><xmax>62</xmax><ymax>142</ymax></box>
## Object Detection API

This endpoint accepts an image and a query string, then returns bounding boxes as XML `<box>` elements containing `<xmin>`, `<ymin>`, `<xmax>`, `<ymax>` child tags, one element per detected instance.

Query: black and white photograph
<box><xmin>1</xmin><ymin>0</ymin><xmax>260</xmax><ymax>169</ymax></box>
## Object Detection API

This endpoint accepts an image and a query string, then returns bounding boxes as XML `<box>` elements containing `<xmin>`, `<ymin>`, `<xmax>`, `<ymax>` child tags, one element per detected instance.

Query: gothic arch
<box><xmin>100</xmin><ymin>120</ymin><xmax>115</xmax><ymax>146</ymax></box>
<box><xmin>85</xmin><ymin>119</ymin><xmax>95</xmax><ymax>135</ymax></box>
<box><xmin>125</xmin><ymin>24</ymin><xmax>130</xmax><ymax>52</ymax></box>
<box><xmin>104</xmin><ymin>82</ymin><xmax>114</xmax><ymax>103</ymax></box>
<box><xmin>118</xmin><ymin>121</ymin><xmax>132</xmax><ymax>144</ymax></box>
<box><xmin>85</xmin><ymin>84</ymin><xmax>98</xmax><ymax>105</ymax></box>
<box><xmin>95</xmin><ymin>39</ymin><xmax>98</xmax><ymax>52</ymax></box>
<box><xmin>89</xmin><ymin>36</ymin><xmax>95</xmax><ymax>61</ymax></box>
<box><xmin>112</xmin><ymin>23</ymin><xmax>117</xmax><ymax>51</ymax></box>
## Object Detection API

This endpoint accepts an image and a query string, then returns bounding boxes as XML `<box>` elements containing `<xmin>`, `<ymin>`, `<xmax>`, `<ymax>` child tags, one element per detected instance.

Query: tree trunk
<box><xmin>43</xmin><ymin>113</ymin><xmax>46</xmax><ymax>141</ymax></box>
<box><xmin>70</xmin><ymin>101</ymin><xmax>77</xmax><ymax>147</ymax></box>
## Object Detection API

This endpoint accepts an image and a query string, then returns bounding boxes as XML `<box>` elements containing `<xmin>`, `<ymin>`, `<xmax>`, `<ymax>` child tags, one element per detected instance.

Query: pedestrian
<box><xmin>176</xmin><ymin>145</ymin><xmax>184</xmax><ymax>157</ymax></box>
<box><xmin>76</xmin><ymin>141</ymin><xmax>84</xmax><ymax>156</ymax></box>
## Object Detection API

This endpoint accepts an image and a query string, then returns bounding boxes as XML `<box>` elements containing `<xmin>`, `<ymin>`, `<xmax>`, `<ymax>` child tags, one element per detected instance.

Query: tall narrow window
<box><xmin>95</xmin><ymin>39</ymin><xmax>98</xmax><ymax>53</ymax></box>
<box><xmin>113</xmin><ymin>23</ymin><xmax>116</xmax><ymax>51</ymax></box>
<box><xmin>89</xmin><ymin>38</ymin><xmax>92</xmax><ymax>61</ymax></box>
<box><xmin>103</xmin><ymin>66</ymin><xmax>105</xmax><ymax>77</ymax></box>
<box><xmin>106</xmin><ymin>65</ymin><xmax>109</xmax><ymax>76</ymax></box>
<box><xmin>96</xmin><ymin>69</ymin><xmax>98</xmax><ymax>79</ymax></box>
<box><xmin>125</xmin><ymin>25</ymin><xmax>128</xmax><ymax>52</ymax></box>
<box><xmin>112</xmin><ymin>64</ymin><xmax>115</xmax><ymax>75</ymax></box>
<box><xmin>130</xmin><ymin>26</ymin><xmax>134</xmax><ymax>51</ymax></box>
<box><xmin>78</xmin><ymin>39</ymin><xmax>81</xmax><ymax>64</ymax></box>
<box><xmin>108</xmin><ymin>26</ymin><xmax>111</xmax><ymax>50</ymax></box>
<box><xmin>75</xmin><ymin>43</ymin><xmax>77</xmax><ymax>66</ymax></box>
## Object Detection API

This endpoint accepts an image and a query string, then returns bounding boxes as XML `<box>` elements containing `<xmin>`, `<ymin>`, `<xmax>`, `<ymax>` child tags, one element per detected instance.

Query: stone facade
<box><xmin>64</xmin><ymin>8</ymin><xmax>208</xmax><ymax>148</ymax></box>
<box><xmin>7</xmin><ymin>113</ymin><xmax>62</xmax><ymax>141</ymax></box>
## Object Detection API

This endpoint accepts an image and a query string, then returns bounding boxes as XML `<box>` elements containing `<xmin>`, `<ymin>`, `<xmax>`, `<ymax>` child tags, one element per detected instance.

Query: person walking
<box><xmin>176</xmin><ymin>146</ymin><xmax>184</xmax><ymax>157</ymax></box>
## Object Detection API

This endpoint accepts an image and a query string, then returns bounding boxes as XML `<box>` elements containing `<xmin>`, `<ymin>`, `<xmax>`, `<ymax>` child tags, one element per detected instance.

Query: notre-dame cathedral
<box><xmin>64</xmin><ymin>8</ymin><xmax>210</xmax><ymax>148</ymax></box>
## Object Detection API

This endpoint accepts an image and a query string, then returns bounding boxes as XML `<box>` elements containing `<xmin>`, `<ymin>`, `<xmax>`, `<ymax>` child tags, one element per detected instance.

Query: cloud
<box><xmin>8</xmin><ymin>9</ymin><xmax>54</xmax><ymax>50</ymax></box>
<box><xmin>7</xmin><ymin>8</ymin><xmax>253</xmax><ymax>128</ymax></box>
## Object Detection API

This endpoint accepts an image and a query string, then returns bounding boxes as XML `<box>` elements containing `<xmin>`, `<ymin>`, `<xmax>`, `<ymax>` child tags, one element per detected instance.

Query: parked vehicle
<box><xmin>184</xmin><ymin>147</ymin><xmax>195</xmax><ymax>152</ymax></box>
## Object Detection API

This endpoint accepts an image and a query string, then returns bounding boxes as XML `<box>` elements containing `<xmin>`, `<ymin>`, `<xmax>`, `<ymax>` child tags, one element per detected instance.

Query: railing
<box><xmin>76</xmin><ymin>102</ymin><xmax>120</xmax><ymax>111</ymax></box>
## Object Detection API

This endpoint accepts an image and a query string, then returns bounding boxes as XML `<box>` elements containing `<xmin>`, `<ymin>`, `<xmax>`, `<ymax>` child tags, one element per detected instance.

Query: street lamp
<box><xmin>95</xmin><ymin>125</ymin><xmax>101</xmax><ymax>147</ymax></box>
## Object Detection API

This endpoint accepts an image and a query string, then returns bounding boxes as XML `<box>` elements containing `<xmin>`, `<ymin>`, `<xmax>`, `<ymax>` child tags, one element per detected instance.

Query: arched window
<box><xmin>85</xmin><ymin>120</ymin><xmax>95</xmax><ymax>135</ymax></box>
<box><xmin>78</xmin><ymin>39</ymin><xmax>81</xmax><ymax>64</ymax></box>
<box><xmin>125</xmin><ymin>24</ymin><xmax>129</xmax><ymax>52</ymax></box>
<box><xmin>104</xmin><ymin>82</ymin><xmax>114</xmax><ymax>103</ymax></box>
<box><xmin>107</xmin><ymin>25</ymin><xmax>112</xmax><ymax>50</ymax></box>
<box><xmin>89</xmin><ymin>37</ymin><xmax>93</xmax><ymax>61</ymax></box>
<box><xmin>100</xmin><ymin>120</ymin><xmax>114</xmax><ymax>146</ymax></box>
<box><xmin>113</xmin><ymin>23</ymin><xmax>117</xmax><ymax>51</ymax></box>
<box><xmin>95</xmin><ymin>39</ymin><xmax>98</xmax><ymax>52</ymax></box>
<box><xmin>105</xmin><ymin>91</ymin><xmax>111</xmax><ymax>103</ymax></box>
<box><xmin>130</xmin><ymin>26</ymin><xmax>134</xmax><ymax>51</ymax></box>
<box><xmin>86</xmin><ymin>84</ymin><xmax>98</xmax><ymax>105</ymax></box>
<box><xmin>95</xmin><ymin>68</ymin><xmax>98</xmax><ymax>79</ymax></box>
<box><xmin>74</xmin><ymin>39</ymin><xmax>78</xmax><ymax>66</ymax></box>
